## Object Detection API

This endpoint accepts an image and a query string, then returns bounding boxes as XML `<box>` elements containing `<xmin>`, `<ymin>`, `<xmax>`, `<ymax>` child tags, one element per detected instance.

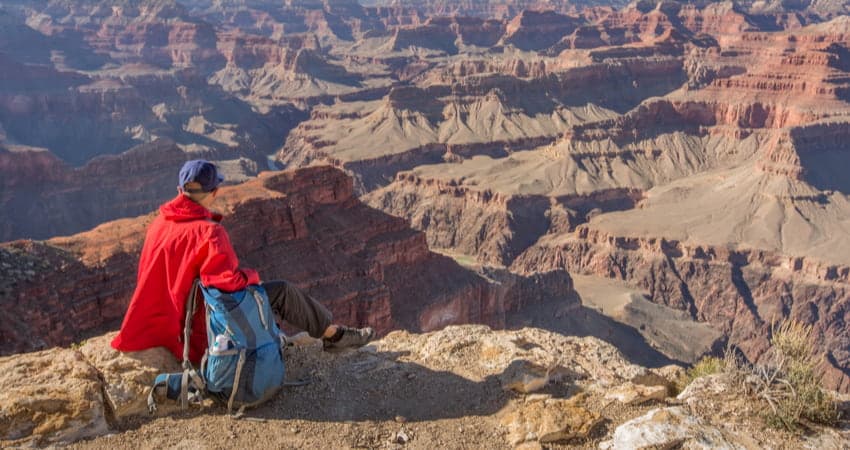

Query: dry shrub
<box><xmin>733</xmin><ymin>320</ymin><xmax>838</xmax><ymax>431</ymax></box>
<box><xmin>675</xmin><ymin>320</ymin><xmax>837</xmax><ymax>433</ymax></box>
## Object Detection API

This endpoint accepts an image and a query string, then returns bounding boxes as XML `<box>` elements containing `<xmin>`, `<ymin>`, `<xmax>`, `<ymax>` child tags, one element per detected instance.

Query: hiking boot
<box><xmin>323</xmin><ymin>326</ymin><xmax>375</xmax><ymax>350</ymax></box>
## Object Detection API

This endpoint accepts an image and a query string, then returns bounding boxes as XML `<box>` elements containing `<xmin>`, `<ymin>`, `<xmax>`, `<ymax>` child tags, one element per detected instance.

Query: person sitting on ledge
<box><xmin>111</xmin><ymin>159</ymin><xmax>374</xmax><ymax>365</ymax></box>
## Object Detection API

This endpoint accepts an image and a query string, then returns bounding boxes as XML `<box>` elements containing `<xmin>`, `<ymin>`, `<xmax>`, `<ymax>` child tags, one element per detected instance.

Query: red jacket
<box><xmin>111</xmin><ymin>194</ymin><xmax>260</xmax><ymax>363</ymax></box>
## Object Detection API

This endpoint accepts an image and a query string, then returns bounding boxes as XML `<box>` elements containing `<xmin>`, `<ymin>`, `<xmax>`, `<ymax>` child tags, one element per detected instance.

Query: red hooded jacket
<box><xmin>110</xmin><ymin>194</ymin><xmax>260</xmax><ymax>363</ymax></box>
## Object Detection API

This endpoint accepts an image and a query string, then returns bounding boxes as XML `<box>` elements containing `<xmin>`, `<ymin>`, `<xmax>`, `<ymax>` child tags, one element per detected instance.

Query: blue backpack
<box><xmin>147</xmin><ymin>280</ymin><xmax>286</xmax><ymax>414</ymax></box>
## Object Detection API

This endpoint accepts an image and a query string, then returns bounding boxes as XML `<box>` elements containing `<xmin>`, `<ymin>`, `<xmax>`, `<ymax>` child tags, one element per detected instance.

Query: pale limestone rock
<box><xmin>79</xmin><ymin>331</ymin><xmax>181</xmax><ymax>419</ymax></box>
<box><xmin>632</xmin><ymin>365</ymin><xmax>683</xmax><ymax>395</ymax></box>
<box><xmin>655</xmin><ymin>364</ymin><xmax>687</xmax><ymax>386</ymax></box>
<box><xmin>284</xmin><ymin>331</ymin><xmax>323</xmax><ymax>348</ymax></box>
<box><xmin>500</xmin><ymin>360</ymin><xmax>551</xmax><ymax>393</ymax></box>
<box><xmin>374</xmin><ymin>325</ymin><xmax>644</xmax><ymax>386</ymax></box>
<box><xmin>604</xmin><ymin>381</ymin><xmax>668</xmax><ymax>405</ymax></box>
<box><xmin>0</xmin><ymin>348</ymin><xmax>109</xmax><ymax>445</ymax></box>
<box><xmin>599</xmin><ymin>407</ymin><xmax>742</xmax><ymax>450</ymax></box>
<box><xmin>501</xmin><ymin>396</ymin><xmax>602</xmax><ymax>445</ymax></box>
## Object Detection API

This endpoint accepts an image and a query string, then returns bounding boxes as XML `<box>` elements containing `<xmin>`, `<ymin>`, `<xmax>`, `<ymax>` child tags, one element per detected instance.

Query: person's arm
<box><xmin>199</xmin><ymin>225</ymin><xmax>261</xmax><ymax>291</ymax></box>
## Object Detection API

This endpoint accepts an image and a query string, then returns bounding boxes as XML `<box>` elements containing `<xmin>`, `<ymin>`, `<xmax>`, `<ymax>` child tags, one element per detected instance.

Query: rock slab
<box><xmin>0</xmin><ymin>348</ymin><xmax>109</xmax><ymax>445</ymax></box>
<box><xmin>500</xmin><ymin>395</ymin><xmax>602</xmax><ymax>445</ymax></box>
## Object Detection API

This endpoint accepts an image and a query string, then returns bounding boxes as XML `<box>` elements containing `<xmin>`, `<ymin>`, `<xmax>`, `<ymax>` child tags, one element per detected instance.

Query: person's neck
<box><xmin>182</xmin><ymin>193</ymin><xmax>213</xmax><ymax>209</ymax></box>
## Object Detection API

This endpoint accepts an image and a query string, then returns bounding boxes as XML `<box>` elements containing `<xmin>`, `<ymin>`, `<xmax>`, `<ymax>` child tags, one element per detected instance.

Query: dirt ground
<box><xmin>67</xmin><ymin>342</ymin><xmax>657</xmax><ymax>450</ymax></box>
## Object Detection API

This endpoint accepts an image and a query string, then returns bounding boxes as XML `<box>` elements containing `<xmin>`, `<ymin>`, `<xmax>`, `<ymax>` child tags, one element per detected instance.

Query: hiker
<box><xmin>111</xmin><ymin>159</ymin><xmax>374</xmax><ymax>365</ymax></box>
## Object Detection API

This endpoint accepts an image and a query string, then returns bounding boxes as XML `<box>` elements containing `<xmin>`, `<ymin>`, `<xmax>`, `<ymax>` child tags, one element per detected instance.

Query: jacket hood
<box><xmin>159</xmin><ymin>194</ymin><xmax>222</xmax><ymax>222</ymax></box>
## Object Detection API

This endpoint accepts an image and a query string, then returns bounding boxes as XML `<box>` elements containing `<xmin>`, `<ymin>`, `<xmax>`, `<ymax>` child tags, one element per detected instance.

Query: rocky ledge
<box><xmin>2</xmin><ymin>325</ymin><xmax>847</xmax><ymax>449</ymax></box>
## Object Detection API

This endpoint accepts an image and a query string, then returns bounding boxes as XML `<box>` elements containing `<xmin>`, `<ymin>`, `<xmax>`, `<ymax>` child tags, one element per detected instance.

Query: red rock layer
<box><xmin>0</xmin><ymin>166</ymin><xmax>576</xmax><ymax>356</ymax></box>
<box><xmin>32</xmin><ymin>2</ymin><xmax>223</xmax><ymax>69</ymax></box>
<box><xmin>503</xmin><ymin>10</ymin><xmax>583</xmax><ymax>50</ymax></box>
<box><xmin>216</xmin><ymin>33</ymin><xmax>321</xmax><ymax>68</ymax></box>
<box><xmin>368</xmin><ymin>0</ymin><xmax>580</xmax><ymax>21</ymax></box>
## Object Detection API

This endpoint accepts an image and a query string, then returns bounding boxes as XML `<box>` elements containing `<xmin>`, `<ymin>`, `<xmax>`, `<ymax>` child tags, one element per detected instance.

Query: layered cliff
<box><xmin>278</xmin><ymin>54</ymin><xmax>686</xmax><ymax>192</ymax></box>
<box><xmin>0</xmin><ymin>139</ymin><xmax>190</xmax><ymax>241</ymax></box>
<box><xmin>358</xmin><ymin>14</ymin><xmax>850</xmax><ymax>393</ymax></box>
<box><xmin>361</xmin><ymin>0</ymin><xmax>624</xmax><ymax>19</ymax></box>
<box><xmin>0</xmin><ymin>166</ymin><xmax>577</xmax><ymax>358</ymax></box>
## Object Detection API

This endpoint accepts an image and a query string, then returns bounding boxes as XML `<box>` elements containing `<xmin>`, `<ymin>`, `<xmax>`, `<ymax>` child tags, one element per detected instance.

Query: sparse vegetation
<box><xmin>677</xmin><ymin>320</ymin><xmax>838</xmax><ymax>432</ymax></box>
<box><xmin>676</xmin><ymin>355</ymin><xmax>725</xmax><ymax>392</ymax></box>
<box><xmin>758</xmin><ymin>320</ymin><xmax>838</xmax><ymax>430</ymax></box>
<box><xmin>728</xmin><ymin>320</ymin><xmax>838</xmax><ymax>432</ymax></box>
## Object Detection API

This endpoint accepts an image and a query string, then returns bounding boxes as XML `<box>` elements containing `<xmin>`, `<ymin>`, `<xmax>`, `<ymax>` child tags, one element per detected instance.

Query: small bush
<box><xmin>752</xmin><ymin>320</ymin><xmax>838</xmax><ymax>431</ymax></box>
<box><xmin>677</xmin><ymin>355</ymin><xmax>725</xmax><ymax>391</ymax></box>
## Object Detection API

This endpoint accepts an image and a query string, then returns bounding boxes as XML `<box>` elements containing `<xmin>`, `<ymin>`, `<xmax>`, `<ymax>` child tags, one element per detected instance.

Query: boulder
<box><xmin>79</xmin><ymin>332</ymin><xmax>182</xmax><ymax>419</ymax></box>
<box><xmin>374</xmin><ymin>325</ymin><xmax>643</xmax><ymax>385</ymax></box>
<box><xmin>0</xmin><ymin>348</ymin><xmax>109</xmax><ymax>445</ymax></box>
<box><xmin>633</xmin><ymin>365</ymin><xmax>684</xmax><ymax>396</ymax></box>
<box><xmin>500</xmin><ymin>360</ymin><xmax>552</xmax><ymax>394</ymax></box>
<box><xmin>500</xmin><ymin>395</ymin><xmax>602</xmax><ymax>445</ymax></box>
<box><xmin>677</xmin><ymin>373</ymin><xmax>731</xmax><ymax>407</ymax></box>
<box><xmin>599</xmin><ymin>407</ymin><xmax>740</xmax><ymax>450</ymax></box>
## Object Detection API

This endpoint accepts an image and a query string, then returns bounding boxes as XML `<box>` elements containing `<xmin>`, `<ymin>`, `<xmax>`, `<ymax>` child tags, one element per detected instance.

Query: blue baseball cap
<box><xmin>178</xmin><ymin>160</ymin><xmax>224</xmax><ymax>193</ymax></box>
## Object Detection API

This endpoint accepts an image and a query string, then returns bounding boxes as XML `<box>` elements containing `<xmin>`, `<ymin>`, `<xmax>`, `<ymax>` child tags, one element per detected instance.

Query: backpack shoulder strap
<box><xmin>181</xmin><ymin>279</ymin><xmax>206</xmax><ymax>395</ymax></box>
<box><xmin>182</xmin><ymin>279</ymin><xmax>200</xmax><ymax>364</ymax></box>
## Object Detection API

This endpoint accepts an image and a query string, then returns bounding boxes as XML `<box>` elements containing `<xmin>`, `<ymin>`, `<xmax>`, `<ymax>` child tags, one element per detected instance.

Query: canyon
<box><xmin>0</xmin><ymin>0</ymin><xmax>846</xmax><ymax>384</ymax></box>
<box><xmin>278</xmin><ymin>2</ymin><xmax>850</xmax><ymax>392</ymax></box>
<box><xmin>2</xmin><ymin>0</ymin><xmax>850</xmax><ymax>446</ymax></box>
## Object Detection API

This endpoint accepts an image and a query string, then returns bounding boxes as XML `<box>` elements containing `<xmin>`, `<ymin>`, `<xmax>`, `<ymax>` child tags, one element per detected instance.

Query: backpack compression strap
<box><xmin>147</xmin><ymin>279</ymin><xmax>207</xmax><ymax>413</ymax></box>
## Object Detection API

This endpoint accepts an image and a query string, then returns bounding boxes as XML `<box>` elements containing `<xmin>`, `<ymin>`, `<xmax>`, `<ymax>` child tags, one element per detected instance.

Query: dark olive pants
<box><xmin>263</xmin><ymin>280</ymin><xmax>332</xmax><ymax>338</ymax></box>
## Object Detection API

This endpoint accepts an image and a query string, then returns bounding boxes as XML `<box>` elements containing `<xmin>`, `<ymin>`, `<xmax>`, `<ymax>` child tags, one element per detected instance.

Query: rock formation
<box><xmin>0</xmin><ymin>165</ymin><xmax>577</xmax><ymax>358</ymax></box>
<box><xmin>350</xmin><ymin>8</ymin><xmax>850</xmax><ymax>392</ymax></box>
<box><xmin>0</xmin><ymin>139</ymin><xmax>190</xmax><ymax>241</ymax></box>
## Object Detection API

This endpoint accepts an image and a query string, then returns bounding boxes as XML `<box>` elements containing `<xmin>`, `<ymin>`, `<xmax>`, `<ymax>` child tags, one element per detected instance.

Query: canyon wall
<box><xmin>351</xmin><ymin>11</ymin><xmax>850</xmax><ymax>392</ymax></box>
<box><xmin>513</xmin><ymin>227</ymin><xmax>850</xmax><ymax>392</ymax></box>
<box><xmin>0</xmin><ymin>166</ymin><xmax>576</xmax><ymax>357</ymax></box>
<box><xmin>0</xmin><ymin>139</ymin><xmax>190</xmax><ymax>241</ymax></box>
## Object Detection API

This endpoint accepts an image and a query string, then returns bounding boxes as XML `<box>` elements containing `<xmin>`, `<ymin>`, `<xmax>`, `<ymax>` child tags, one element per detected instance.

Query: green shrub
<box><xmin>677</xmin><ymin>355</ymin><xmax>725</xmax><ymax>391</ymax></box>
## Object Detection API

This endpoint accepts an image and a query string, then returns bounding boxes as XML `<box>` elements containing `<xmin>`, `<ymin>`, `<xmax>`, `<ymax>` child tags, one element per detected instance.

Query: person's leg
<box><xmin>263</xmin><ymin>280</ymin><xmax>333</xmax><ymax>339</ymax></box>
<box><xmin>263</xmin><ymin>280</ymin><xmax>374</xmax><ymax>348</ymax></box>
